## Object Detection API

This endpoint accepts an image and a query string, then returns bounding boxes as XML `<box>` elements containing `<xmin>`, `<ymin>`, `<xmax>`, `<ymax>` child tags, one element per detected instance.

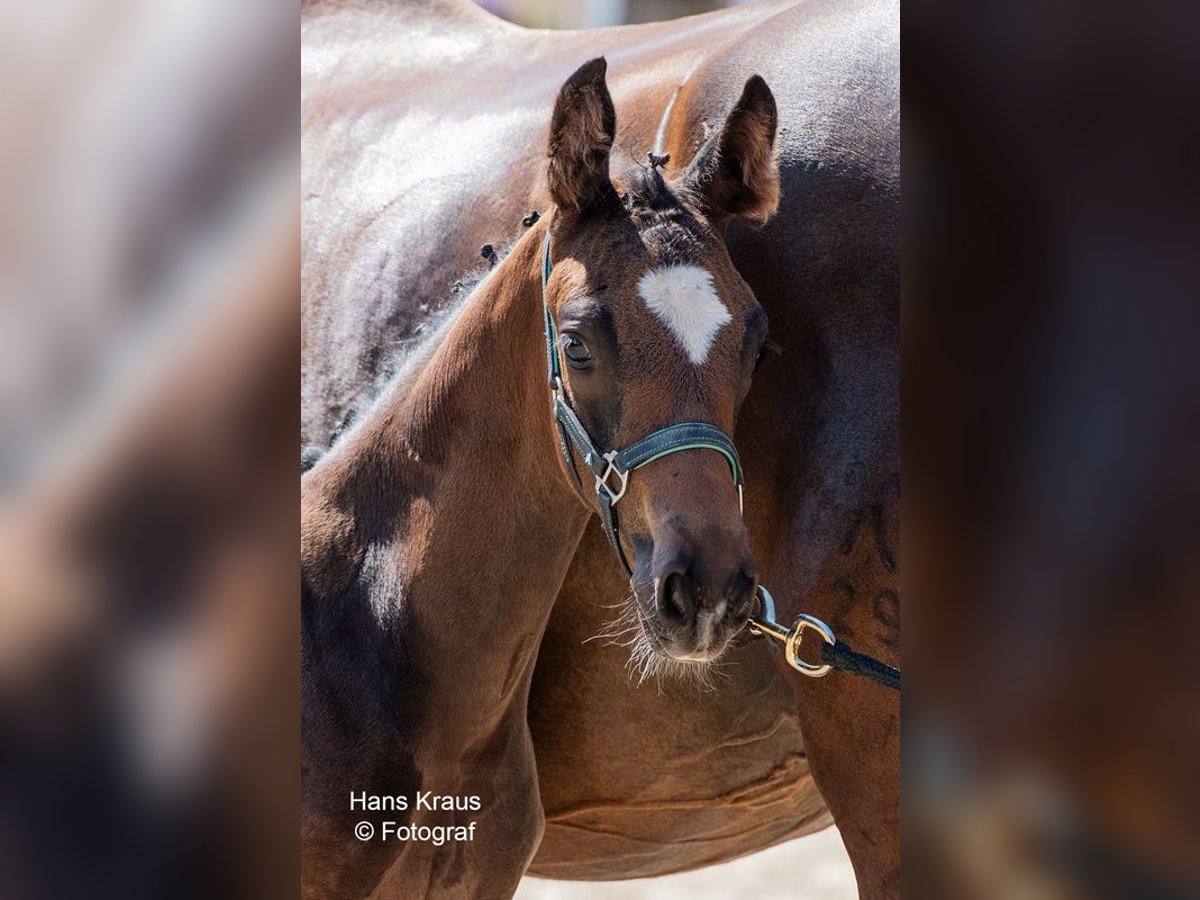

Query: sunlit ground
<box><xmin>516</xmin><ymin>827</ymin><xmax>855</xmax><ymax>899</ymax></box>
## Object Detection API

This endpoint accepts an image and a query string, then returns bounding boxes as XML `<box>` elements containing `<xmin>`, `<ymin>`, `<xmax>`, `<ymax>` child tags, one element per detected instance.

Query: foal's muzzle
<box><xmin>638</xmin><ymin>522</ymin><xmax>758</xmax><ymax>662</ymax></box>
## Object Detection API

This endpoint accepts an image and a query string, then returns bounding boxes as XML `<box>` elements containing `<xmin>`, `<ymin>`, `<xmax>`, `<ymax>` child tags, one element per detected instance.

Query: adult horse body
<box><xmin>302</xmin><ymin>0</ymin><xmax>898</xmax><ymax>896</ymax></box>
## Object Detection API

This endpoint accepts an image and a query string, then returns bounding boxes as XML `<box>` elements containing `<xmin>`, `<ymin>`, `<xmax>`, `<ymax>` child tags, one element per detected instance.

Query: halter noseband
<box><xmin>540</xmin><ymin>229</ymin><xmax>745</xmax><ymax>575</ymax></box>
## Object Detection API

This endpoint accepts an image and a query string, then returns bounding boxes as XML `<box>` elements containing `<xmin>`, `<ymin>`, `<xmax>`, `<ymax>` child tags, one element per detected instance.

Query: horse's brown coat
<box><xmin>302</xmin><ymin>0</ymin><xmax>898</xmax><ymax>895</ymax></box>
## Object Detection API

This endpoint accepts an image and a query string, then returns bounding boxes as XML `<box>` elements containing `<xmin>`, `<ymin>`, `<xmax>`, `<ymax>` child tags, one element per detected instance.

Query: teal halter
<box><xmin>540</xmin><ymin>229</ymin><xmax>744</xmax><ymax>575</ymax></box>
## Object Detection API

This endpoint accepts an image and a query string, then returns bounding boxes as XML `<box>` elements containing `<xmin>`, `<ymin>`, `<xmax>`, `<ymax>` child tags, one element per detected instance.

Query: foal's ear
<box><xmin>684</xmin><ymin>75</ymin><xmax>780</xmax><ymax>224</ymax></box>
<box><xmin>547</xmin><ymin>57</ymin><xmax>618</xmax><ymax>214</ymax></box>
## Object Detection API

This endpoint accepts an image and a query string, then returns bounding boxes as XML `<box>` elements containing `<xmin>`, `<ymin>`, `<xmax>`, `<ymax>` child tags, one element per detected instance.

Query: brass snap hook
<box><xmin>784</xmin><ymin>614</ymin><xmax>836</xmax><ymax>677</ymax></box>
<box><xmin>748</xmin><ymin>588</ymin><xmax>836</xmax><ymax>678</ymax></box>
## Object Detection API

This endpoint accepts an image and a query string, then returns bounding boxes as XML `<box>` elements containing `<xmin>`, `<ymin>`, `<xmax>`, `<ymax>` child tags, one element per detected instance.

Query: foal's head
<box><xmin>542</xmin><ymin>59</ymin><xmax>779</xmax><ymax>666</ymax></box>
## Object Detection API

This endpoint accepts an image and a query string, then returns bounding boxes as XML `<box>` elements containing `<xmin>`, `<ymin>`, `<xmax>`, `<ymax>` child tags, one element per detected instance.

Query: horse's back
<box><xmin>300</xmin><ymin>0</ymin><xmax>811</xmax><ymax>445</ymax></box>
<box><xmin>302</xmin><ymin>2</ymin><xmax>544</xmax><ymax>442</ymax></box>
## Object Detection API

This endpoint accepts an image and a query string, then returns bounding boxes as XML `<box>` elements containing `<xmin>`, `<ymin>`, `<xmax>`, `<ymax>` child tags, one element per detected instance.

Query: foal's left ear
<box><xmin>547</xmin><ymin>57</ymin><xmax>618</xmax><ymax>214</ymax></box>
<box><xmin>684</xmin><ymin>75</ymin><xmax>780</xmax><ymax>224</ymax></box>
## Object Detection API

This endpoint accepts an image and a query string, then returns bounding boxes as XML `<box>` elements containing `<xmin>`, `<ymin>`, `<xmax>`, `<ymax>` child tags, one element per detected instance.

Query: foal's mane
<box><xmin>373</xmin><ymin>248</ymin><xmax>509</xmax><ymax>395</ymax></box>
<box><xmin>308</xmin><ymin>164</ymin><xmax>704</xmax><ymax>469</ymax></box>
<box><xmin>319</xmin><ymin>241</ymin><xmax>515</xmax><ymax>458</ymax></box>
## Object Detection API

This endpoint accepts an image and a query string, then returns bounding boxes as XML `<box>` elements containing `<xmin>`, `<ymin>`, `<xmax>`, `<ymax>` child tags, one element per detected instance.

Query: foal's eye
<box><xmin>562</xmin><ymin>334</ymin><xmax>593</xmax><ymax>369</ymax></box>
<box><xmin>753</xmin><ymin>342</ymin><xmax>769</xmax><ymax>372</ymax></box>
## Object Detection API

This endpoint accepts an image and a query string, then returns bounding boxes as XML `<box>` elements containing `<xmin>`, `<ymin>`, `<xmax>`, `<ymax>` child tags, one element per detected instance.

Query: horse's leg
<box><xmin>300</xmin><ymin>756</ymin><xmax>411</xmax><ymax>899</ymax></box>
<box><xmin>776</xmin><ymin>491</ymin><xmax>900</xmax><ymax>899</ymax></box>
<box><xmin>369</xmin><ymin>714</ymin><xmax>545</xmax><ymax>899</ymax></box>
<box><xmin>302</xmin><ymin>710</ymin><xmax>545</xmax><ymax>899</ymax></box>
<box><xmin>302</xmin><ymin>787</ymin><xmax>544</xmax><ymax>900</ymax></box>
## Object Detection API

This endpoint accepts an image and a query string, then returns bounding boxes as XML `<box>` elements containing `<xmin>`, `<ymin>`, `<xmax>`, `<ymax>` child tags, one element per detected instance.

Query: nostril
<box><xmin>659</xmin><ymin>572</ymin><xmax>692</xmax><ymax>626</ymax></box>
<box><xmin>726</xmin><ymin>566</ymin><xmax>758</xmax><ymax>617</ymax></box>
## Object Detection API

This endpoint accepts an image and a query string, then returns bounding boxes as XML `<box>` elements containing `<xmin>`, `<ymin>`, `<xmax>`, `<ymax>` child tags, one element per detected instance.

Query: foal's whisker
<box><xmin>579</xmin><ymin>583</ymin><xmax>732</xmax><ymax>693</ymax></box>
<box><xmin>582</xmin><ymin>596</ymin><xmax>641</xmax><ymax>647</ymax></box>
<box><xmin>581</xmin><ymin>624</ymin><xmax>635</xmax><ymax>645</ymax></box>
<box><xmin>592</xmin><ymin>600</ymin><xmax>628</xmax><ymax>610</ymax></box>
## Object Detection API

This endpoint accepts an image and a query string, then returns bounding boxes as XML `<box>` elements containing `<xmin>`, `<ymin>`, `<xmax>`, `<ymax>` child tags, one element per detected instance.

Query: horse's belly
<box><xmin>527</xmin><ymin>542</ymin><xmax>831</xmax><ymax>880</ymax></box>
<box><xmin>530</xmin><ymin>749</ymin><xmax>829</xmax><ymax>881</ymax></box>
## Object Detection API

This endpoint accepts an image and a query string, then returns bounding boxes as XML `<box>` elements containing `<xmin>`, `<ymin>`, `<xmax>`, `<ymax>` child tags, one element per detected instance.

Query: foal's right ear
<box><xmin>547</xmin><ymin>58</ymin><xmax>617</xmax><ymax>214</ymax></box>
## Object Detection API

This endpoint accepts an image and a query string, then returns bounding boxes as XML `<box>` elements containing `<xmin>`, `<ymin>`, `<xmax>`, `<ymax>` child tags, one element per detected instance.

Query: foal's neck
<box><xmin>302</xmin><ymin>226</ymin><xmax>588</xmax><ymax>715</ymax></box>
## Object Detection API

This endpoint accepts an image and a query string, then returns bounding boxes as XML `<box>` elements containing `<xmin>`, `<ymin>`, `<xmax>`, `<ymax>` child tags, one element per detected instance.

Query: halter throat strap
<box><xmin>540</xmin><ymin>229</ymin><xmax>744</xmax><ymax>575</ymax></box>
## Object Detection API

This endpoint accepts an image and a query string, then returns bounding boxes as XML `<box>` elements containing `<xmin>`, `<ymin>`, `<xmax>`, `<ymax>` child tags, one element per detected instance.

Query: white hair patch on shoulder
<box><xmin>637</xmin><ymin>264</ymin><xmax>731</xmax><ymax>365</ymax></box>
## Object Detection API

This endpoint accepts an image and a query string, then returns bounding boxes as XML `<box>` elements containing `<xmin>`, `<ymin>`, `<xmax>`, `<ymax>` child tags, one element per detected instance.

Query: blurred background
<box><xmin>478</xmin><ymin>0</ymin><xmax>733</xmax><ymax>29</ymax></box>
<box><xmin>1</xmin><ymin>0</ymin><xmax>298</xmax><ymax>897</ymax></box>
<box><xmin>904</xmin><ymin>1</ymin><xmax>1200</xmax><ymax>897</ymax></box>
<box><xmin>3</xmin><ymin>0</ymin><xmax>1198</xmax><ymax>898</ymax></box>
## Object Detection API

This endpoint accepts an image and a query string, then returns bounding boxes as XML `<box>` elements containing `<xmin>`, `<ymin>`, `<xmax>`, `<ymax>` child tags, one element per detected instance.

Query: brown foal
<box><xmin>300</xmin><ymin>59</ymin><xmax>780</xmax><ymax>898</ymax></box>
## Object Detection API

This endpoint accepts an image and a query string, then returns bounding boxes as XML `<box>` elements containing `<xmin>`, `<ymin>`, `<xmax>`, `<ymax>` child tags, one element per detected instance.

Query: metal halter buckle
<box><xmin>595</xmin><ymin>451</ymin><xmax>629</xmax><ymax>504</ymax></box>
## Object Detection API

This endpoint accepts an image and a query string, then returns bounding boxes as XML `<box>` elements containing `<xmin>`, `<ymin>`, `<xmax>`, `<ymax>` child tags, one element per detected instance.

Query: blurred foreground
<box><xmin>0</xmin><ymin>0</ymin><xmax>297</xmax><ymax>898</ymax></box>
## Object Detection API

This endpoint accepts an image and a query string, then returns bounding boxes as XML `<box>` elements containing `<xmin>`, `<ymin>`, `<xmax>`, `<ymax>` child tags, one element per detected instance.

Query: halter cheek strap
<box><xmin>541</xmin><ymin>229</ymin><xmax>745</xmax><ymax>575</ymax></box>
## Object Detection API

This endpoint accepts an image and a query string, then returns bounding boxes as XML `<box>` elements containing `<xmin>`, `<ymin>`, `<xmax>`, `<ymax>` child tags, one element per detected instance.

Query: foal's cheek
<box><xmin>568</xmin><ymin>369</ymin><xmax>621</xmax><ymax>442</ymax></box>
<box><xmin>619</xmin><ymin>486</ymin><xmax>657</xmax><ymax>544</ymax></box>
<box><xmin>620</xmin><ymin>519</ymin><xmax>657</xmax><ymax>580</ymax></box>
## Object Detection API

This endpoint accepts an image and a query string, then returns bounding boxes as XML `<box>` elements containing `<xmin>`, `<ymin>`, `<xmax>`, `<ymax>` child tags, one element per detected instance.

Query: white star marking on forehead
<box><xmin>637</xmin><ymin>264</ymin><xmax>732</xmax><ymax>365</ymax></box>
